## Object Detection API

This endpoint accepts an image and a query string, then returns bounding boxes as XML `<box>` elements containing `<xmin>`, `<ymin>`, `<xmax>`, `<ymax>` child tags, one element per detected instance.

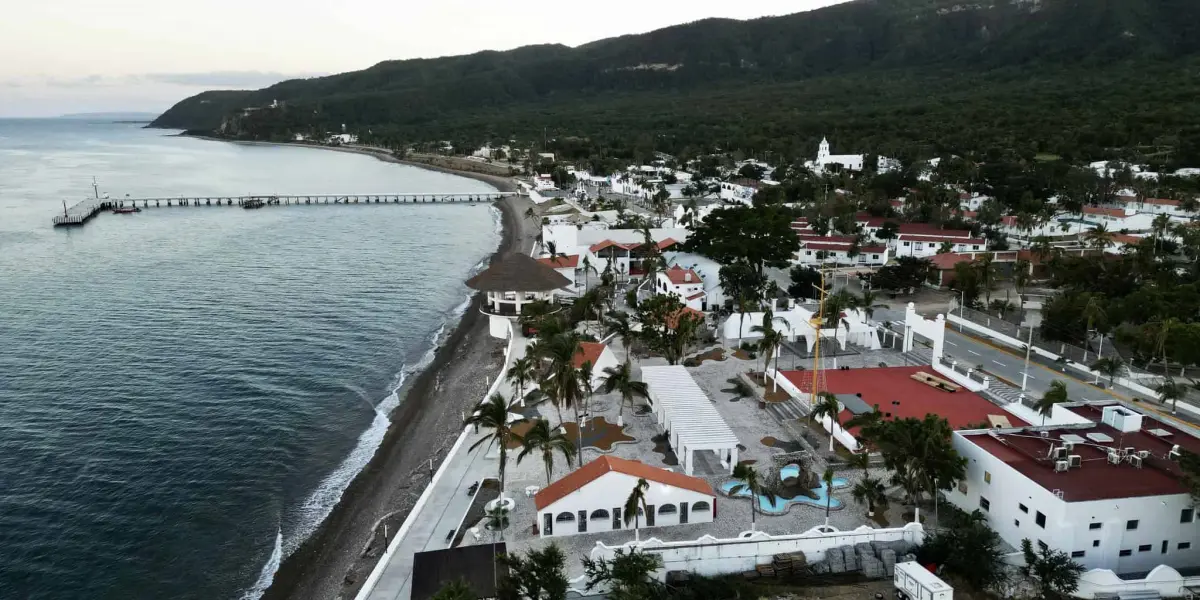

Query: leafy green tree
<box><xmin>1020</xmin><ymin>539</ymin><xmax>1085</xmax><ymax>600</ymax></box>
<box><xmin>516</xmin><ymin>418</ymin><xmax>577</xmax><ymax>485</ymax></box>
<box><xmin>582</xmin><ymin>548</ymin><xmax>664</xmax><ymax>600</ymax></box>
<box><xmin>852</xmin><ymin>476</ymin><xmax>888</xmax><ymax>518</ymax></box>
<box><xmin>1034</xmin><ymin>380</ymin><xmax>1069</xmax><ymax>425</ymax></box>
<box><xmin>599</xmin><ymin>360</ymin><xmax>649</xmax><ymax>427</ymax></box>
<box><xmin>1089</xmin><ymin>356</ymin><xmax>1126</xmax><ymax>387</ymax></box>
<box><xmin>917</xmin><ymin>506</ymin><xmax>1007</xmax><ymax>592</ymax></box>
<box><xmin>431</xmin><ymin>579</ymin><xmax>475</xmax><ymax>600</ymax></box>
<box><xmin>682</xmin><ymin>205</ymin><xmax>799</xmax><ymax>279</ymax></box>
<box><xmin>507</xmin><ymin>356</ymin><xmax>536</xmax><ymax>405</ymax></box>
<box><xmin>497</xmin><ymin>544</ymin><xmax>569</xmax><ymax>600</ymax></box>
<box><xmin>465</xmin><ymin>393</ymin><xmax>520</xmax><ymax>505</ymax></box>
<box><xmin>720</xmin><ymin>262</ymin><xmax>765</xmax><ymax>348</ymax></box>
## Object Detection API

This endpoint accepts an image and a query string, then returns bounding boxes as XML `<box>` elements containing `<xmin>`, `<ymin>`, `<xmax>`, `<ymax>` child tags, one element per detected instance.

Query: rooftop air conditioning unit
<box><xmin>1055</xmin><ymin>460</ymin><xmax>1069</xmax><ymax>473</ymax></box>
<box><xmin>1068</xmin><ymin>455</ymin><xmax>1082</xmax><ymax>468</ymax></box>
<box><xmin>1063</xmin><ymin>441</ymin><xmax>1075</xmax><ymax>451</ymax></box>
<box><xmin>1107</xmin><ymin>451</ymin><xmax>1121</xmax><ymax>465</ymax></box>
<box><xmin>1129</xmin><ymin>456</ymin><xmax>1143</xmax><ymax>469</ymax></box>
<box><xmin>1136</xmin><ymin>450</ymin><xmax>1150</xmax><ymax>459</ymax></box>
<box><xmin>1039</xmin><ymin>431</ymin><xmax>1050</xmax><ymax>438</ymax></box>
<box><xmin>1053</xmin><ymin>447</ymin><xmax>1068</xmax><ymax>460</ymax></box>
<box><xmin>1171</xmin><ymin>444</ymin><xmax>1181</xmax><ymax>454</ymax></box>
<box><xmin>1124</xmin><ymin>447</ymin><xmax>1136</xmax><ymax>456</ymax></box>
<box><xmin>1169</xmin><ymin>450</ymin><xmax>1181</xmax><ymax>461</ymax></box>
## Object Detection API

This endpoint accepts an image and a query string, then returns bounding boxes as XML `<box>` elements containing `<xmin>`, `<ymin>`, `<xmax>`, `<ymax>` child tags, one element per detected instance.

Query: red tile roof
<box><xmin>657</xmin><ymin>238</ymin><xmax>679</xmax><ymax>250</ymax></box>
<box><xmin>929</xmin><ymin>253</ymin><xmax>974</xmax><ymax>270</ymax></box>
<box><xmin>798</xmin><ymin>234</ymin><xmax>857</xmax><ymax>243</ymax></box>
<box><xmin>1112</xmin><ymin>234</ymin><xmax>1144</xmax><ymax>246</ymax></box>
<box><xmin>1141</xmin><ymin>198</ymin><xmax>1180</xmax><ymax>207</ymax></box>
<box><xmin>685</xmin><ymin>291</ymin><xmax>706</xmax><ymax>301</ymax></box>
<box><xmin>664</xmin><ymin>265</ymin><xmax>701</xmax><ymax>285</ymax></box>
<box><xmin>965</xmin><ymin>403</ymin><xmax>1197</xmax><ymax>502</ymax></box>
<box><xmin>805</xmin><ymin>243</ymin><xmax>852</xmax><ymax>252</ymax></box>
<box><xmin>860</xmin><ymin>246</ymin><xmax>887</xmax><ymax>254</ymax></box>
<box><xmin>1083</xmin><ymin>206</ymin><xmax>1128</xmax><ymax>218</ymax></box>
<box><xmin>534</xmin><ymin>455</ymin><xmax>714</xmax><ymax>510</ymax></box>
<box><xmin>779</xmin><ymin>366</ymin><xmax>1026</xmax><ymax>436</ymax></box>
<box><xmin>898</xmin><ymin>224</ymin><xmax>972</xmax><ymax>237</ymax></box>
<box><xmin>572</xmin><ymin>342</ymin><xmax>608</xmax><ymax>369</ymax></box>
<box><xmin>729</xmin><ymin>178</ymin><xmax>763</xmax><ymax>189</ymax></box>
<box><xmin>666</xmin><ymin>306</ymin><xmax>705</xmax><ymax>329</ymax></box>
<box><xmin>536</xmin><ymin>255</ymin><xmax>580</xmax><ymax>269</ymax></box>
<box><xmin>589</xmin><ymin>240</ymin><xmax>637</xmax><ymax>253</ymax></box>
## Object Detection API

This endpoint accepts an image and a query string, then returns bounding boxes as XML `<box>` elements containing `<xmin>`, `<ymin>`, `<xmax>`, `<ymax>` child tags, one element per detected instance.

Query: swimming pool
<box><xmin>721</xmin><ymin>477</ymin><xmax>849</xmax><ymax>514</ymax></box>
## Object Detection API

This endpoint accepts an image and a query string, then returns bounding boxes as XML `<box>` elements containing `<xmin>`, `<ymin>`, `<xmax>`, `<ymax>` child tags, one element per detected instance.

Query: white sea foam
<box><xmin>489</xmin><ymin>204</ymin><xmax>503</xmax><ymax>235</ymax></box>
<box><xmin>240</xmin><ymin>528</ymin><xmax>283</xmax><ymax>600</ymax></box>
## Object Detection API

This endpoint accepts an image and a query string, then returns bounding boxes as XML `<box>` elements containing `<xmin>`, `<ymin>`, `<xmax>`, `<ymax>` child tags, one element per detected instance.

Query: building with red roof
<box><xmin>948</xmin><ymin>402</ymin><xmax>1200</xmax><ymax>573</ymax></box>
<box><xmin>572</xmin><ymin>342</ymin><xmax>619</xmax><ymax>390</ymax></box>
<box><xmin>656</xmin><ymin>265</ymin><xmax>707</xmax><ymax>311</ymax></box>
<box><xmin>533</xmin><ymin>455</ymin><xmax>716</xmax><ymax>538</ymax></box>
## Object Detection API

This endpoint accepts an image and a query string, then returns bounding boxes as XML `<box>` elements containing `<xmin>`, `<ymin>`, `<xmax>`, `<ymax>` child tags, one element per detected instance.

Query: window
<box><xmin>984</xmin><ymin>471</ymin><xmax>992</xmax><ymax>484</ymax></box>
<box><xmin>1089</xmin><ymin>522</ymin><xmax>1102</xmax><ymax>530</ymax></box>
<box><xmin>1183</xmin><ymin>508</ymin><xmax>1195</xmax><ymax>523</ymax></box>
<box><xmin>1036</xmin><ymin>512</ymin><xmax>1046</xmax><ymax>528</ymax></box>
<box><xmin>1014</xmin><ymin>520</ymin><xmax>1020</xmax><ymax>527</ymax></box>
<box><xmin>1071</xmin><ymin>551</ymin><xmax>1086</xmax><ymax>558</ymax></box>
<box><xmin>1038</xmin><ymin>540</ymin><xmax>1048</xmax><ymax>552</ymax></box>
<box><xmin>1019</xmin><ymin>503</ymin><xmax>1028</xmax><ymax>513</ymax></box>
<box><xmin>1093</xmin><ymin>540</ymin><xmax>1100</xmax><ymax>548</ymax></box>
<box><xmin>1119</xmin><ymin>549</ymin><xmax>1132</xmax><ymax>557</ymax></box>
<box><xmin>903</xmin><ymin>241</ymin><xmax>910</xmax><ymax>247</ymax></box>
<box><xmin>979</xmin><ymin>497</ymin><xmax>990</xmax><ymax>511</ymax></box>
<box><xmin>657</xmin><ymin>504</ymin><xmax>678</xmax><ymax>515</ymax></box>
<box><xmin>1180</xmin><ymin>542</ymin><xmax>1193</xmax><ymax>550</ymax></box>
<box><xmin>692</xmin><ymin>501</ymin><xmax>711</xmax><ymax>513</ymax></box>
<box><xmin>1138</xmin><ymin>545</ymin><xmax>1152</xmax><ymax>552</ymax></box>
<box><xmin>589</xmin><ymin>509</ymin><xmax>610</xmax><ymax>521</ymax></box>
<box><xmin>806</xmin><ymin>250</ymin><xmax>812</xmax><ymax>255</ymax></box>
<box><xmin>1127</xmin><ymin>520</ymin><xmax>1139</xmax><ymax>530</ymax></box>
<box><xmin>555</xmin><ymin>512</ymin><xmax>575</xmax><ymax>522</ymax></box>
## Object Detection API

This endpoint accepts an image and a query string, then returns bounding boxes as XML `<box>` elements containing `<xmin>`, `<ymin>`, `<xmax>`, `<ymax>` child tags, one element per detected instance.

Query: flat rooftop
<box><xmin>963</xmin><ymin>402</ymin><xmax>1198</xmax><ymax>502</ymax></box>
<box><xmin>780</xmin><ymin>366</ymin><xmax>1027</xmax><ymax>435</ymax></box>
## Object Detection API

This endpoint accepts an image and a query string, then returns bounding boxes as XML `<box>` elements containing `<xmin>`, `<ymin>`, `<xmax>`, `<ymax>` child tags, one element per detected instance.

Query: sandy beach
<box><xmin>192</xmin><ymin>139</ymin><xmax>542</xmax><ymax>600</ymax></box>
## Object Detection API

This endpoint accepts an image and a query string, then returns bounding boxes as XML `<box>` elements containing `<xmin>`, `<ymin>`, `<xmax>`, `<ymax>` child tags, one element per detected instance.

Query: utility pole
<box><xmin>1021</xmin><ymin>326</ymin><xmax>1033</xmax><ymax>391</ymax></box>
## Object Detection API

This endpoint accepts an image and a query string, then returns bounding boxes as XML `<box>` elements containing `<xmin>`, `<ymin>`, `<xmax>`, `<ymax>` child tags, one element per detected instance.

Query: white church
<box><xmin>806</xmin><ymin>137</ymin><xmax>900</xmax><ymax>174</ymax></box>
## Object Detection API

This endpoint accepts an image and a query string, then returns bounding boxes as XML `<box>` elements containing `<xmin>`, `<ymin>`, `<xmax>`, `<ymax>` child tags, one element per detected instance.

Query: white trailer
<box><xmin>893</xmin><ymin>561</ymin><xmax>953</xmax><ymax>600</ymax></box>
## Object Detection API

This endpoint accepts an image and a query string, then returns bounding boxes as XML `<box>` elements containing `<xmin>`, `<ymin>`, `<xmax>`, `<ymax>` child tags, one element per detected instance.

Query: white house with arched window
<box><xmin>533</xmin><ymin>456</ymin><xmax>716</xmax><ymax>538</ymax></box>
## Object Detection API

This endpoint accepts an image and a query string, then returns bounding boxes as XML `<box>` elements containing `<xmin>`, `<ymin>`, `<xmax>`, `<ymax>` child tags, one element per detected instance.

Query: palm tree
<box><xmin>1152</xmin><ymin>213</ymin><xmax>1172</xmax><ymax>254</ymax></box>
<box><xmin>1085</xmin><ymin>223</ymin><xmax>1116</xmax><ymax>250</ymax></box>
<box><xmin>822</xmin><ymin>467</ymin><xmax>836</xmax><ymax>526</ymax></box>
<box><xmin>729</xmin><ymin>463</ymin><xmax>774</xmax><ymax>531</ymax></box>
<box><xmin>507</xmin><ymin>356</ymin><xmax>535</xmax><ymax>406</ymax></box>
<box><xmin>976</xmin><ymin>253</ymin><xmax>998</xmax><ymax>305</ymax></box>
<box><xmin>1032</xmin><ymin>235</ymin><xmax>1054</xmax><ymax>262</ymax></box>
<box><xmin>1013</xmin><ymin>259</ymin><xmax>1032</xmax><ymax>306</ymax></box>
<box><xmin>1153</xmin><ymin>317</ymin><xmax>1180</xmax><ymax>385</ymax></box>
<box><xmin>600</xmin><ymin>360</ymin><xmax>649</xmax><ymax>427</ymax></box>
<box><xmin>847</xmin><ymin>450</ymin><xmax>871</xmax><ymax>476</ymax></box>
<box><xmin>1090</xmin><ymin>356</ymin><xmax>1126</xmax><ymax>388</ymax></box>
<box><xmin>759</xmin><ymin>329</ymin><xmax>787</xmax><ymax>391</ymax></box>
<box><xmin>1034</xmin><ymin>380</ymin><xmax>1069</xmax><ymax>425</ymax></box>
<box><xmin>750</xmin><ymin>306</ymin><xmax>787</xmax><ymax>374</ymax></box>
<box><xmin>851</xmin><ymin>476</ymin><xmax>888</xmax><ymax>518</ymax></box>
<box><xmin>541</xmin><ymin>333</ymin><xmax>583</xmax><ymax>426</ymax></box>
<box><xmin>516</xmin><ymin>418</ymin><xmax>577</xmax><ymax>485</ymax></box>
<box><xmin>623</xmin><ymin>478</ymin><xmax>650</xmax><ymax>542</ymax></box>
<box><xmin>465</xmin><ymin>393</ymin><xmax>520</xmax><ymax>503</ymax></box>
<box><xmin>937</xmin><ymin>240</ymin><xmax>955</xmax><ymax>254</ymax></box>
<box><xmin>604</xmin><ymin>310</ymin><xmax>636</xmax><ymax>361</ymax></box>
<box><xmin>858</xmin><ymin>290</ymin><xmax>879</xmax><ymax>322</ymax></box>
<box><xmin>1156</xmin><ymin>378</ymin><xmax>1184</xmax><ymax>414</ymax></box>
<box><xmin>576</xmin><ymin>360</ymin><xmax>595</xmax><ymax>457</ymax></box>
<box><xmin>810</xmin><ymin>392</ymin><xmax>843</xmax><ymax>452</ymax></box>
<box><xmin>545</xmin><ymin>240</ymin><xmax>565</xmax><ymax>259</ymax></box>
<box><xmin>485</xmin><ymin>504</ymin><xmax>510</xmax><ymax>542</ymax></box>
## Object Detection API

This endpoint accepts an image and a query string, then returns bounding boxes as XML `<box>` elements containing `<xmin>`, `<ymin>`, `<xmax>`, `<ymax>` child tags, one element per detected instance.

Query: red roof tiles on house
<box><xmin>1141</xmin><ymin>198</ymin><xmax>1180</xmax><ymax>207</ymax></box>
<box><xmin>897</xmin><ymin>234</ymin><xmax>986</xmax><ymax>245</ymax></box>
<box><xmin>664</xmin><ymin>265</ymin><xmax>702</xmax><ymax>285</ymax></box>
<box><xmin>534</xmin><ymin>455</ymin><xmax>714</xmax><ymax>510</ymax></box>
<box><xmin>588</xmin><ymin>240</ymin><xmax>638</xmax><ymax>253</ymax></box>
<box><xmin>536</xmin><ymin>255</ymin><xmax>580</xmax><ymax>269</ymax></box>
<box><xmin>1083</xmin><ymin>206</ymin><xmax>1129</xmax><ymax>218</ymax></box>
<box><xmin>572</xmin><ymin>342</ymin><xmax>608</xmax><ymax>369</ymax></box>
<box><xmin>1111</xmin><ymin>234</ymin><xmax>1144</xmax><ymax>246</ymax></box>
<box><xmin>656</xmin><ymin>238</ymin><xmax>679</xmax><ymax>250</ymax></box>
<box><xmin>929</xmin><ymin>252</ymin><xmax>975</xmax><ymax>270</ymax></box>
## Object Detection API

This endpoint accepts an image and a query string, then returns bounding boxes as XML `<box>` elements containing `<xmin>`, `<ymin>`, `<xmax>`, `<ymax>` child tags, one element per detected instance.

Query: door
<box><xmin>1162</xmin><ymin>540</ymin><xmax>1169</xmax><ymax>554</ymax></box>
<box><xmin>579</xmin><ymin>510</ymin><xmax>587</xmax><ymax>533</ymax></box>
<box><xmin>680</xmin><ymin>502</ymin><xmax>689</xmax><ymax>524</ymax></box>
<box><xmin>645</xmin><ymin>505</ymin><xmax>655</xmax><ymax>527</ymax></box>
<box><xmin>543</xmin><ymin>512</ymin><xmax>552</xmax><ymax>536</ymax></box>
<box><xmin>612</xmin><ymin>507</ymin><xmax>621</xmax><ymax>530</ymax></box>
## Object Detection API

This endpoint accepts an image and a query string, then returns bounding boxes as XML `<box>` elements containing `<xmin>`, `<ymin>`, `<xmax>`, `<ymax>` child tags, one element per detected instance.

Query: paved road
<box><xmin>875</xmin><ymin>307</ymin><xmax>1200</xmax><ymax>430</ymax></box>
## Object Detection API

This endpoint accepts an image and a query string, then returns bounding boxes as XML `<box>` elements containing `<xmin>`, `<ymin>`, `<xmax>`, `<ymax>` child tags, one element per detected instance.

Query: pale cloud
<box><xmin>0</xmin><ymin>0</ymin><xmax>850</xmax><ymax>116</ymax></box>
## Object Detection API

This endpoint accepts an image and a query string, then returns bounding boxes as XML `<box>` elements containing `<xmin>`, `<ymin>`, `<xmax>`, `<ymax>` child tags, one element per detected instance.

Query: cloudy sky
<box><xmin>0</xmin><ymin>0</ymin><xmax>848</xmax><ymax>117</ymax></box>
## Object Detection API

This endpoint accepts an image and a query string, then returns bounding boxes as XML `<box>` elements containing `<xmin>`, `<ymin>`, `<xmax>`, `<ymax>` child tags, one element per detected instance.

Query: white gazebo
<box><xmin>465</xmin><ymin>252</ymin><xmax>573</xmax><ymax>338</ymax></box>
<box><xmin>640</xmin><ymin>366</ymin><xmax>740</xmax><ymax>476</ymax></box>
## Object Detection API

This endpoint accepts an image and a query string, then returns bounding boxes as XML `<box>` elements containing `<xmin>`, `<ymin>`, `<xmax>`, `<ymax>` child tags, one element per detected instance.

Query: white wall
<box><xmin>572</xmin><ymin>523</ymin><xmax>925</xmax><ymax>595</ymax></box>
<box><xmin>583</xmin><ymin>348</ymin><xmax>619</xmax><ymax>391</ymax></box>
<box><xmin>893</xmin><ymin>239</ymin><xmax>985</xmax><ymax>258</ymax></box>
<box><xmin>538</xmin><ymin>470</ymin><xmax>715</xmax><ymax>538</ymax></box>
<box><xmin>948</xmin><ymin>432</ymin><xmax>1200</xmax><ymax>573</ymax></box>
<box><xmin>1076</xmin><ymin>565</ymin><xmax>1200</xmax><ymax>599</ymax></box>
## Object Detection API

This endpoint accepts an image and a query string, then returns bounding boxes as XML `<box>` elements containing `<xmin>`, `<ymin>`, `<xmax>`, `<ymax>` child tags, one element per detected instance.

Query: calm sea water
<box><xmin>0</xmin><ymin>120</ymin><xmax>501</xmax><ymax>599</ymax></box>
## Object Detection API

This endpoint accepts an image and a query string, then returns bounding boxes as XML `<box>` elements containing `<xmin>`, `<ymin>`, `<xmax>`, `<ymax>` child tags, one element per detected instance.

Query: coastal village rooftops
<box><xmin>727</xmin><ymin>178</ymin><xmax>763</xmax><ymax>189</ymax></box>
<box><xmin>588</xmin><ymin>239</ymin><xmax>639</xmax><ymax>253</ymax></box>
<box><xmin>1083</xmin><ymin>206</ymin><xmax>1131</xmax><ymax>218</ymax></box>
<box><xmin>534</xmin><ymin>455</ymin><xmax>713</xmax><ymax>510</ymax></box>
<box><xmin>1111</xmin><ymin>234</ymin><xmax>1145</xmax><ymax>246</ymax></box>
<box><xmin>656</xmin><ymin>238</ymin><xmax>680</xmax><ymax>250</ymax></box>
<box><xmin>798</xmin><ymin>234</ymin><xmax>857</xmax><ymax>244</ymax></box>
<box><xmin>961</xmin><ymin>403</ymin><xmax>1199</xmax><ymax>502</ymax></box>
<box><xmin>536</xmin><ymin>255</ymin><xmax>580</xmax><ymax>269</ymax></box>
<box><xmin>928</xmin><ymin>252</ymin><xmax>976</xmax><ymax>270</ymax></box>
<box><xmin>664</xmin><ymin>265</ymin><xmax>702</xmax><ymax>285</ymax></box>
<box><xmin>465</xmin><ymin>252</ymin><xmax>573</xmax><ymax>292</ymax></box>
<box><xmin>779</xmin><ymin>366</ymin><xmax>1027</xmax><ymax>436</ymax></box>
<box><xmin>1140</xmin><ymin>198</ymin><xmax>1181</xmax><ymax>206</ymax></box>
<box><xmin>896</xmin><ymin>233</ymin><xmax>985</xmax><ymax>245</ymax></box>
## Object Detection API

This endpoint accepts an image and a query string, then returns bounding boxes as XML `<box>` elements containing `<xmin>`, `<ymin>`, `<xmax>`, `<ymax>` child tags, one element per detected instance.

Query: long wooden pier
<box><xmin>52</xmin><ymin>192</ymin><xmax>513</xmax><ymax>227</ymax></box>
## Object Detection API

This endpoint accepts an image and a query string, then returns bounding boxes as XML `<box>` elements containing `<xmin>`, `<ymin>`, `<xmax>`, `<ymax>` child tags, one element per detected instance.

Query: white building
<box><xmin>465</xmin><ymin>252</ymin><xmax>573</xmax><ymax>339</ymax></box>
<box><xmin>1080</xmin><ymin>206</ymin><xmax>1156</xmax><ymax>231</ymax></box>
<box><xmin>664</xmin><ymin>252</ymin><xmax>726</xmax><ymax>308</ymax></box>
<box><xmin>573</xmin><ymin>342</ymin><xmax>619</xmax><ymax>390</ymax></box>
<box><xmin>893</xmin><ymin>234</ymin><xmax>987</xmax><ymax>258</ymax></box>
<box><xmin>542</xmin><ymin>225</ymin><xmax>689</xmax><ymax>278</ymax></box>
<box><xmin>794</xmin><ymin>234</ymin><xmax>889</xmax><ymax>267</ymax></box>
<box><xmin>1126</xmin><ymin>197</ymin><xmax>1193</xmax><ymax>218</ymax></box>
<box><xmin>877</xmin><ymin>156</ymin><xmax>903</xmax><ymax>174</ymax></box>
<box><xmin>656</xmin><ymin>265</ymin><xmax>707</xmax><ymax>311</ymax></box>
<box><xmin>807</xmin><ymin>138</ymin><xmax>865</xmax><ymax>173</ymax></box>
<box><xmin>718</xmin><ymin>179</ymin><xmax>763</xmax><ymax>205</ymax></box>
<box><xmin>536</xmin><ymin>254</ymin><xmax>580</xmax><ymax>293</ymax></box>
<box><xmin>947</xmin><ymin>403</ymin><xmax>1200</xmax><ymax>574</ymax></box>
<box><xmin>533</xmin><ymin>455</ymin><xmax>716</xmax><ymax>538</ymax></box>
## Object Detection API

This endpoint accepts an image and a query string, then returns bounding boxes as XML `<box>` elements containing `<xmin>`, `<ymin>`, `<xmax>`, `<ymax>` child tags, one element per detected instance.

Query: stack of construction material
<box><xmin>771</xmin><ymin>552</ymin><xmax>807</xmax><ymax>577</ymax></box>
<box><xmin>858</xmin><ymin>544</ymin><xmax>885</xmax><ymax>578</ymax></box>
<box><xmin>755</xmin><ymin>564</ymin><xmax>776</xmax><ymax>578</ymax></box>
<box><xmin>826</xmin><ymin>547</ymin><xmax>847</xmax><ymax>573</ymax></box>
<box><xmin>880</xmin><ymin>548</ymin><xmax>898</xmax><ymax>576</ymax></box>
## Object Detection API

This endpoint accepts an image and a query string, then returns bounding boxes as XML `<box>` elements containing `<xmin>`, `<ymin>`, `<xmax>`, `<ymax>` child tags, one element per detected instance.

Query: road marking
<box><xmin>1026</xmin><ymin>374</ymin><xmax>1036</xmax><ymax>380</ymax></box>
<box><xmin>946</xmin><ymin>341</ymin><xmax>957</xmax><ymax>346</ymax></box>
<box><xmin>993</xmin><ymin>360</ymin><xmax>1007</xmax><ymax>367</ymax></box>
<box><xmin>968</xmin><ymin>350</ymin><xmax>981</xmax><ymax>356</ymax></box>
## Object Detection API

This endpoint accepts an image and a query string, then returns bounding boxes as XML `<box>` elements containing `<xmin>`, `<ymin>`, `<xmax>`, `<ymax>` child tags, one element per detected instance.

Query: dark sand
<box><xmin>197</xmin><ymin>140</ymin><xmax>543</xmax><ymax>600</ymax></box>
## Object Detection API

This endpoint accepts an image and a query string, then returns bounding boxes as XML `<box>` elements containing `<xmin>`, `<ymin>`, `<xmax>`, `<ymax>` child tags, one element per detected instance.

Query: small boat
<box><xmin>111</xmin><ymin>206</ymin><xmax>141</xmax><ymax>214</ymax></box>
<box><xmin>243</xmin><ymin>198</ymin><xmax>265</xmax><ymax>209</ymax></box>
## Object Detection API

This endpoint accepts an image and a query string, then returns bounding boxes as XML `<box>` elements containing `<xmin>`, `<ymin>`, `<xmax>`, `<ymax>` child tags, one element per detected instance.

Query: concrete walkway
<box><xmin>361</xmin><ymin>333</ymin><xmax>532</xmax><ymax>600</ymax></box>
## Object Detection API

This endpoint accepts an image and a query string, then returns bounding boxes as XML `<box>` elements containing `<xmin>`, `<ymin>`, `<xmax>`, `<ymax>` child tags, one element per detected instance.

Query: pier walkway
<box><xmin>51</xmin><ymin>192</ymin><xmax>514</xmax><ymax>227</ymax></box>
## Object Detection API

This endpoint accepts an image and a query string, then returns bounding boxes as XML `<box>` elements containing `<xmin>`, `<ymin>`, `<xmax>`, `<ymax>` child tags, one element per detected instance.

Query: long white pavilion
<box><xmin>640</xmin><ymin>365</ymin><xmax>740</xmax><ymax>476</ymax></box>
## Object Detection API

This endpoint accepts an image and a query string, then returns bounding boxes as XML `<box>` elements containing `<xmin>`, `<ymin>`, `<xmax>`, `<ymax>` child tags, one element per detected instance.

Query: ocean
<box><xmin>0</xmin><ymin>120</ymin><xmax>502</xmax><ymax>599</ymax></box>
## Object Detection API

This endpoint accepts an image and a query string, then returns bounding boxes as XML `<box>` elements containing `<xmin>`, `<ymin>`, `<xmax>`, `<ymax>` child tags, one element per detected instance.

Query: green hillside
<box><xmin>151</xmin><ymin>0</ymin><xmax>1200</xmax><ymax>163</ymax></box>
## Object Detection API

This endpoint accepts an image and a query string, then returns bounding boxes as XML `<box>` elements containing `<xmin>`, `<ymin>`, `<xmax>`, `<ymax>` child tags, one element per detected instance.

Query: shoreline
<box><xmin>187</xmin><ymin>136</ymin><xmax>536</xmax><ymax>600</ymax></box>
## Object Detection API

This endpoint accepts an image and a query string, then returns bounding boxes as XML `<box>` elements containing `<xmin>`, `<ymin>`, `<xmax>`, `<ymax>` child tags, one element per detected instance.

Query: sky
<box><xmin>0</xmin><ymin>0</ymin><xmax>849</xmax><ymax>117</ymax></box>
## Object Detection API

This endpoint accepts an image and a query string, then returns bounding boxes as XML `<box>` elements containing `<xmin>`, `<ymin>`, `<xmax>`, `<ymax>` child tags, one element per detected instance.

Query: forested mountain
<box><xmin>151</xmin><ymin>0</ymin><xmax>1200</xmax><ymax>163</ymax></box>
